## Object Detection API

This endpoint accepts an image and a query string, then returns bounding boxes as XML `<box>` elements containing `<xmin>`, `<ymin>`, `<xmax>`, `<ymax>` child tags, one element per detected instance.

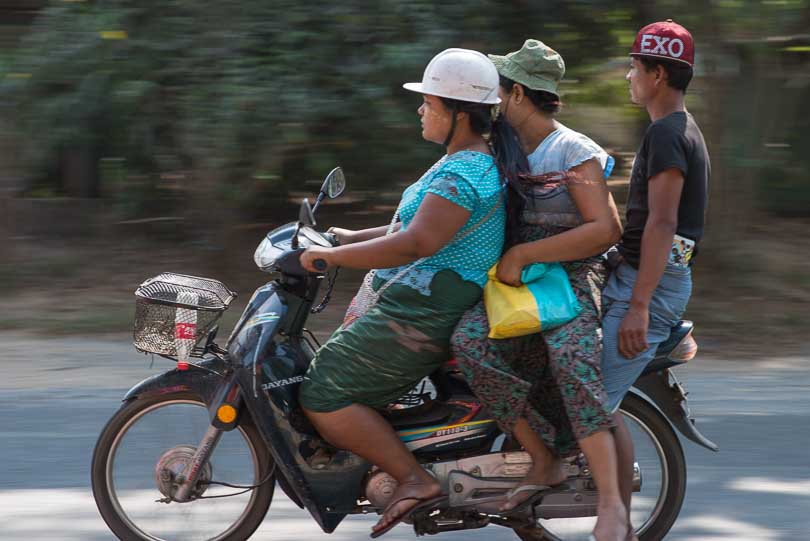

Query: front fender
<box><xmin>123</xmin><ymin>358</ymin><xmax>229</xmax><ymax>406</ymax></box>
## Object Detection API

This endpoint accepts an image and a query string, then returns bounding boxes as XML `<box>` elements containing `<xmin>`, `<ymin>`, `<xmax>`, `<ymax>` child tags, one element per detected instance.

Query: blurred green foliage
<box><xmin>1</xmin><ymin>0</ymin><xmax>809</xmax><ymax>220</ymax></box>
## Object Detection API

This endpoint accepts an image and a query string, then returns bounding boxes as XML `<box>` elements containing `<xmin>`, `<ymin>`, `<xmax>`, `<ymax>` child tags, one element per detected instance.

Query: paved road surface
<box><xmin>1</xmin><ymin>333</ymin><xmax>808</xmax><ymax>540</ymax></box>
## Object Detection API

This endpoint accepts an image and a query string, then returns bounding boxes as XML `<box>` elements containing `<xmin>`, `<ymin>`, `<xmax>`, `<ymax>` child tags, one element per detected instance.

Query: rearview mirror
<box><xmin>322</xmin><ymin>167</ymin><xmax>346</xmax><ymax>199</ymax></box>
<box><xmin>298</xmin><ymin>198</ymin><xmax>316</xmax><ymax>227</ymax></box>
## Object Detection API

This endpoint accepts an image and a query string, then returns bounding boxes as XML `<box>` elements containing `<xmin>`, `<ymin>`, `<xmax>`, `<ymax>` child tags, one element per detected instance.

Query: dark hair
<box><xmin>638</xmin><ymin>56</ymin><xmax>693</xmax><ymax>92</ymax></box>
<box><xmin>498</xmin><ymin>76</ymin><xmax>561</xmax><ymax>116</ymax></box>
<box><xmin>439</xmin><ymin>96</ymin><xmax>529</xmax><ymax>247</ymax></box>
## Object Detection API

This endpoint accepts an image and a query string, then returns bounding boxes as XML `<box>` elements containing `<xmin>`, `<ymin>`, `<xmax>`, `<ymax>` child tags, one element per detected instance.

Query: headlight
<box><xmin>254</xmin><ymin>236</ymin><xmax>282</xmax><ymax>271</ymax></box>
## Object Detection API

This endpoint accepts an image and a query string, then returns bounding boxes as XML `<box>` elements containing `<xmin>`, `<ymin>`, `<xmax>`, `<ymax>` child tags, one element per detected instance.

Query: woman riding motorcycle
<box><xmin>298</xmin><ymin>48</ymin><xmax>528</xmax><ymax>537</ymax></box>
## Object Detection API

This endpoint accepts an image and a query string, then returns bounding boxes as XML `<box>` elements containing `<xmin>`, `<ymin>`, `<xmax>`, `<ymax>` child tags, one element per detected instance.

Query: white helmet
<box><xmin>403</xmin><ymin>48</ymin><xmax>501</xmax><ymax>105</ymax></box>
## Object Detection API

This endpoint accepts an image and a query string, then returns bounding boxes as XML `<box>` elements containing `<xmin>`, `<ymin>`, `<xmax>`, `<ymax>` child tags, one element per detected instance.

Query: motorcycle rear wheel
<box><xmin>513</xmin><ymin>393</ymin><xmax>687</xmax><ymax>541</ymax></box>
<box><xmin>91</xmin><ymin>391</ymin><xmax>274</xmax><ymax>541</ymax></box>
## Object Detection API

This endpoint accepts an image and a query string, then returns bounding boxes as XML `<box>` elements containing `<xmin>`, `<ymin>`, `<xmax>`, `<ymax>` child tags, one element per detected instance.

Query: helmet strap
<box><xmin>443</xmin><ymin>102</ymin><xmax>459</xmax><ymax>148</ymax></box>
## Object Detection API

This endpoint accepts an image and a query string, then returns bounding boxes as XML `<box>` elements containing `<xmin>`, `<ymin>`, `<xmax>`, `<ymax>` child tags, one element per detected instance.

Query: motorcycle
<box><xmin>91</xmin><ymin>167</ymin><xmax>718</xmax><ymax>541</ymax></box>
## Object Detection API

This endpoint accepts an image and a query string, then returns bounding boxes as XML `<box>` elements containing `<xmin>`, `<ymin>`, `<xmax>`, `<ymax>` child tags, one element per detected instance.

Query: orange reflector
<box><xmin>217</xmin><ymin>404</ymin><xmax>237</xmax><ymax>424</ymax></box>
<box><xmin>668</xmin><ymin>332</ymin><xmax>698</xmax><ymax>362</ymax></box>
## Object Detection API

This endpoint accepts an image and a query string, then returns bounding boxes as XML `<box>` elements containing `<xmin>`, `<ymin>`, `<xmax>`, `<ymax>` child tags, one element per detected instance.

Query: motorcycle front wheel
<box><xmin>91</xmin><ymin>392</ymin><xmax>275</xmax><ymax>541</ymax></box>
<box><xmin>514</xmin><ymin>393</ymin><xmax>687</xmax><ymax>541</ymax></box>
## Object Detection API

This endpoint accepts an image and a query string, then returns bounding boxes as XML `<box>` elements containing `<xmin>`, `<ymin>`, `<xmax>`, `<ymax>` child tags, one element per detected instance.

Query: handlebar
<box><xmin>266</xmin><ymin>228</ymin><xmax>338</xmax><ymax>277</ymax></box>
<box><xmin>311</xmin><ymin>230</ymin><xmax>337</xmax><ymax>272</ymax></box>
<box><xmin>321</xmin><ymin>231</ymin><xmax>340</xmax><ymax>247</ymax></box>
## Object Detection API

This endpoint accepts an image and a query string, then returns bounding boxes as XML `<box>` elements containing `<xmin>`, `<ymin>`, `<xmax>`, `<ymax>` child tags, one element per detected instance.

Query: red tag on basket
<box><xmin>175</xmin><ymin>323</ymin><xmax>196</xmax><ymax>339</ymax></box>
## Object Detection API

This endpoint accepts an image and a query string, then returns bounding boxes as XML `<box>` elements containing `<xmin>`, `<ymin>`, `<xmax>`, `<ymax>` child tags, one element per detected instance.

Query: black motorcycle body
<box><xmin>94</xmin><ymin>179</ymin><xmax>718</xmax><ymax>541</ymax></box>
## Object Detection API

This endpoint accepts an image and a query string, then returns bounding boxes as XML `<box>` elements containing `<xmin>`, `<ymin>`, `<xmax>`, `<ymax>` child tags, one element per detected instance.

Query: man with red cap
<box><xmin>601</xmin><ymin>19</ymin><xmax>710</xmax><ymax>536</ymax></box>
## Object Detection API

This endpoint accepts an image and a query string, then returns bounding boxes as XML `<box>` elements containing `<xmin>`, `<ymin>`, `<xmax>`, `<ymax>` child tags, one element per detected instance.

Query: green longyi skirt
<box><xmin>299</xmin><ymin>269</ymin><xmax>481</xmax><ymax>412</ymax></box>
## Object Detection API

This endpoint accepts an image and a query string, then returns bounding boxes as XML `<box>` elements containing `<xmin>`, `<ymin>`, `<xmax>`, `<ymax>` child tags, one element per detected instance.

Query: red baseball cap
<box><xmin>631</xmin><ymin>19</ymin><xmax>694</xmax><ymax>67</ymax></box>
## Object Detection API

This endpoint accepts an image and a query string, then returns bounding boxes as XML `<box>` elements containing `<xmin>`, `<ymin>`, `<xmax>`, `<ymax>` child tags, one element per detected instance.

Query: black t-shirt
<box><xmin>618</xmin><ymin>111</ymin><xmax>710</xmax><ymax>268</ymax></box>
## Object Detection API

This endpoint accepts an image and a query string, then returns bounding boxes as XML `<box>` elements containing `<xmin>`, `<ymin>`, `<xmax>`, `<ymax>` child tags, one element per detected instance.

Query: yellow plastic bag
<box><xmin>484</xmin><ymin>262</ymin><xmax>581</xmax><ymax>339</ymax></box>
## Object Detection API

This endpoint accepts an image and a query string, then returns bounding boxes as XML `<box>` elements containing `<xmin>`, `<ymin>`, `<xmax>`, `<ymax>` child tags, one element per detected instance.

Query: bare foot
<box><xmin>499</xmin><ymin>457</ymin><xmax>567</xmax><ymax>511</ymax></box>
<box><xmin>591</xmin><ymin>502</ymin><xmax>629</xmax><ymax>541</ymax></box>
<box><xmin>371</xmin><ymin>478</ymin><xmax>442</xmax><ymax>537</ymax></box>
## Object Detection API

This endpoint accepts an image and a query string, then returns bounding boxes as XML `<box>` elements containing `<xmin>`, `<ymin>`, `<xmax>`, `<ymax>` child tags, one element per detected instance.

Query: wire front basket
<box><xmin>133</xmin><ymin>273</ymin><xmax>236</xmax><ymax>357</ymax></box>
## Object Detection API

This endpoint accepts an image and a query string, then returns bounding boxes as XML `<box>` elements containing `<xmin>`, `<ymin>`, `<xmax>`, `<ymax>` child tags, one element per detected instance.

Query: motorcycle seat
<box><xmin>381</xmin><ymin>400</ymin><xmax>453</xmax><ymax>430</ymax></box>
<box><xmin>655</xmin><ymin>320</ymin><xmax>693</xmax><ymax>357</ymax></box>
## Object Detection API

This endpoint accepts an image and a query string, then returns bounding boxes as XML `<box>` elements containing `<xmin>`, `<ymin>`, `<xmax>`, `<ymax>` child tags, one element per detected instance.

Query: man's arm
<box><xmin>618</xmin><ymin>167</ymin><xmax>684</xmax><ymax>358</ymax></box>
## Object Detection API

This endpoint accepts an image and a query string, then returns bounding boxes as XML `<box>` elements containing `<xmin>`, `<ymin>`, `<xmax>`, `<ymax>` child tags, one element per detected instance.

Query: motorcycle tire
<box><xmin>618</xmin><ymin>392</ymin><xmax>687</xmax><ymax>541</ymax></box>
<box><xmin>513</xmin><ymin>393</ymin><xmax>687</xmax><ymax>541</ymax></box>
<box><xmin>91</xmin><ymin>391</ymin><xmax>274</xmax><ymax>541</ymax></box>
<box><xmin>512</xmin><ymin>524</ymin><xmax>546</xmax><ymax>540</ymax></box>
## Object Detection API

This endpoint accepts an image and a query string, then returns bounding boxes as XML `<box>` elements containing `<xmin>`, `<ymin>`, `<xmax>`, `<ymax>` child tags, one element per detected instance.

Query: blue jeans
<box><xmin>601</xmin><ymin>261</ymin><xmax>692</xmax><ymax>413</ymax></box>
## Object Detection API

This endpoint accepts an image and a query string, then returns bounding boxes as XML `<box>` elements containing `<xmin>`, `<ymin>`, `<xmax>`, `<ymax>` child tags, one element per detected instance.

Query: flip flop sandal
<box><xmin>497</xmin><ymin>483</ymin><xmax>550</xmax><ymax>513</ymax></box>
<box><xmin>370</xmin><ymin>495</ymin><xmax>447</xmax><ymax>539</ymax></box>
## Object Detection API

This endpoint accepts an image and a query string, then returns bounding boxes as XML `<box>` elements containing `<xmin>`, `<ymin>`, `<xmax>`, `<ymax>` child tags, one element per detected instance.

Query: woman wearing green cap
<box><xmin>451</xmin><ymin>40</ymin><xmax>629</xmax><ymax>540</ymax></box>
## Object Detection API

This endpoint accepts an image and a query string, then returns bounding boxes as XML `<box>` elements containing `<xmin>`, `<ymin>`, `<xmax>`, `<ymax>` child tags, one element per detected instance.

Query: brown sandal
<box><xmin>370</xmin><ymin>495</ymin><xmax>447</xmax><ymax>538</ymax></box>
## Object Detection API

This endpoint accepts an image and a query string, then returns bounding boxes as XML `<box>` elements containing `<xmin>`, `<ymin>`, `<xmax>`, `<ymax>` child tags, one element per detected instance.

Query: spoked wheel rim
<box><xmin>533</xmin><ymin>408</ymin><xmax>671</xmax><ymax>541</ymax></box>
<box><xmin>621</xmin><ymin>408</ymin><xmax>670</xmax><ymax>537</ymax></box>
<box><xmin>105</xmin><ymin>399</ymin><xmax>264</xmax><ymax>541</ymax></box>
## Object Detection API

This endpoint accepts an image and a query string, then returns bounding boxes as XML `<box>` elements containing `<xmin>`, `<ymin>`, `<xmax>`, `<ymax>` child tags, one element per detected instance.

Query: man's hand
<box><xmin>496</xmin><ymin>246</ymin><xmax>526</xmax><ymax>286</ymax></box>
<box><xmin>618</xmin><ymin>303</ymin><xmax>650</xmax><ymax>359</ymax></box>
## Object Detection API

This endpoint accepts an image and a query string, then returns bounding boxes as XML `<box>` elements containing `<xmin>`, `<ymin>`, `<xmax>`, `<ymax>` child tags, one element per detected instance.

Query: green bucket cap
<box><xmin>488</xmin><ymin>39</ymin><xmax>565</xmax><ymax>96</ymax></box>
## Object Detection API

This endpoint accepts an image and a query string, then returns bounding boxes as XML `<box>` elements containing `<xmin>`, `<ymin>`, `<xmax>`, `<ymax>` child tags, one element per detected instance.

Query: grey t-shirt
<box><xmin>527</xmin><ymin>122</ymin><xmax>614</xmax><ymax>176</ymax></box>
<box><xmin>520</xmin><ymin>122</ymin><xmax>614</xmax><ymax>231</ymax></box>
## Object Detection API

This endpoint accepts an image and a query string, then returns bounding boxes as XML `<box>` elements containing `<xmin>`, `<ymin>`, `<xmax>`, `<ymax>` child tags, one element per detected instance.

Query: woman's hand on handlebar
<box><xmin>327</xmin><ymin>227</ymin><xmax>356</xmax><ymax>245</ymax></box>
<box><xmin>328</xmin><ymin>224</ymin><xmax>399</xmax><ymax>245</ymax></box>
<box><xmin>300</xmin><ymin>246</ymin><xmax>334</xmax><ymax>273</ymax></box>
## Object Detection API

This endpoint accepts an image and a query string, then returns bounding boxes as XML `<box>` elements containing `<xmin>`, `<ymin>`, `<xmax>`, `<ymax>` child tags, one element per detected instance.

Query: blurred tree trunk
<box><xmin>0</xmin><ymin>191</ymin><xmax>10</xmax><ymax>264</ymax></box>
<box><xmin>0</xmin><ymin>119</ymin><xmax>21</xmax><ymax>264</ymax></box>
<box><xmin>692</xmin><ymin>4</ymin><xmax>752</xmax><ymax>243</ymax></box>
<box><xmin>184</xmin><ymin>167</ymin><xmax>240</xmax><ymax>278</ymax></box>
<box><xmin>60</xmin><ymin>146</ymin><xmax>100</xmax><ymax>198</ymax></box>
